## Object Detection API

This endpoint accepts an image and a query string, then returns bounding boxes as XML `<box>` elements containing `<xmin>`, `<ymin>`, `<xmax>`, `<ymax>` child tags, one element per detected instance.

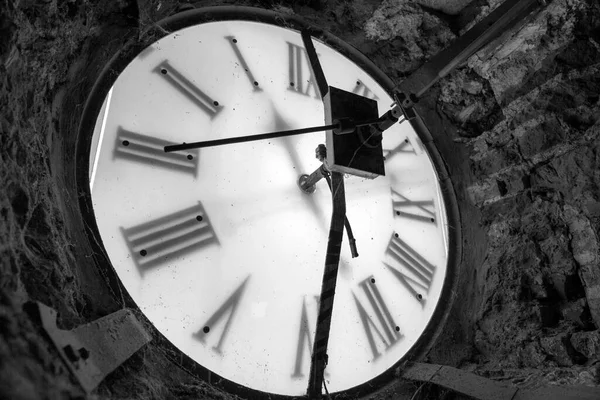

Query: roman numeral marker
<box><xmin>155</xmin><ymin>60</ymin><xmax>222</xmax><ymax>118</ymax></box>
<box><xmin>287</xmin><ymin>42</ymin><xmax>320</xmax><ymax>99</ymax></box>
<box><xmin>114</xmin><ymin>127</ymin><xmax>199</xmax><ymax>176</ymax></box>
<box><xmin>226</xmin><ymin>36</ymin><xmax>262</xmax><ymax>91</ymax></box>
<box><xmin>385</xmin><ymin>234</ymin><xmax>436</xmax><ymax>305</ymax></box>
<box><xmin>121</xmin><ymin>202</ymin><xmax>219</xmax><ymax>273</ymax></box>
<box><xmin>352</xmin><ymin>79</ymin><xmax>379</xmax><ymax>100</ymax></box>
<box><xmin>383</xmin><ymin>137</ymin><xmax>419</xmax><ymax>161</ymax></box>
<box><xmin>291</xmin><ymin>297</ymin><xmax>313</xmax><ymax>378</ymax></box>
<box><xmin>353</xmin><ymin>277</ymin><xmax>402</xmax><ymax>360</ymax></box>
<box><xmin>392</xmin><ymin>189</ymin><xmax>436</xmax><ymax>224</ymax></box>
<box><xmin>193</xmin><ymin>276</ymin><xmax>250</xmax><ymax>354</ymax></box>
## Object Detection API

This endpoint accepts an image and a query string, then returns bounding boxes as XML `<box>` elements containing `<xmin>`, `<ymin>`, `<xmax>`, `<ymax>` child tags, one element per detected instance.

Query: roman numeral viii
<box><xmin>385</xmin><ymin>234</ymin><xmax>436</xmax><ymax>305</ymax></box>
<box><xmin>353</xmin><ymin>277</ymin><xmax>402</xmax><ymax>360</ymax></box>
<box><xmin>114</xmin><ymin>127</ymin><xmax>199</xmax><ymax>176</ymax></box>
<box><xmin>155</xmin><ymin>60</ymin><xmax>222</xmax><ymax>118</ymax></box>
<box><xmin>193</xmin><ymin>276</ymin><xmax>250</xmax><ymax>354</ymax></box>
<box><xmin>287</xmin><ymin>42</ymin><xmax>320</xmax><ymax>99</ymax></box>
<box><xmin>392</xmin><ymin>189</ymin><xmax>436</xmax><ymax>224</ymax></box>
<box><xmin>121</xmin><ymin>202</ymin><xmax>219</xmax><ymax>273</ymax></box>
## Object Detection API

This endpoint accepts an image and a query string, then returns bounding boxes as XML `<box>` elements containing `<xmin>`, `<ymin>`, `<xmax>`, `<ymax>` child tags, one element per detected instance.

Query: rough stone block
<box><xmin>570</xmin><ymin>330</ymin><xmax>600</xmax><ymax>359</ymax></box>
<box><xmin>539</xmin><ymin>334</ymin><xmax>574</xmax><ymax>367</ymax></box>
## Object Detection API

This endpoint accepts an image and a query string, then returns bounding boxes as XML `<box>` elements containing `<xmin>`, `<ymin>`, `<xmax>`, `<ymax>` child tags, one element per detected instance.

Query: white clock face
<box><xmin>88</xmin><ymin>19</ymin><xmax>450</xmax><ymax>397</ymax></box>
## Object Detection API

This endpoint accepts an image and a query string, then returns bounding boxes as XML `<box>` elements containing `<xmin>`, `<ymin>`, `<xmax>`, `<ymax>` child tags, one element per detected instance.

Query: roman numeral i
<box><xmin>225</xmin><ymin>36</ymin><xmax>262</xmax><ymax>91</ymax></box>
<box><xmin>121</xmin><ymin>202</ymin><xmax>219</xmax><ymax>273</ymax></box>
<box><xmin>155</xmin><ymin>60</ymin><xmax>222</xmax><ymax>118</ymax></box>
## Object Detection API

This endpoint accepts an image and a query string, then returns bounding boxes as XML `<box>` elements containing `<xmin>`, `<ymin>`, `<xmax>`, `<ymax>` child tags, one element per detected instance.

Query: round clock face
<box><xmin>86</xmin><ymin>14</ymin><xmax>452</xmax><ymax>398</ymax></box>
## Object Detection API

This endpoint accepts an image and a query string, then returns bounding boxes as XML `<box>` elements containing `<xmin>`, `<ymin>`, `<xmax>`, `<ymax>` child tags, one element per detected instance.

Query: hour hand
<box><xmin>301</xmin><ymin>30</ymin><xmax>329</xmax><ymax>100</ymax></box>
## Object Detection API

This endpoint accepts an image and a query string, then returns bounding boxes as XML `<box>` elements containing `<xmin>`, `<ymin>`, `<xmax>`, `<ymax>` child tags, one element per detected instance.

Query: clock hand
<box><xmin>299</xmin><ymin>144</ymin><xmax>358</xmax><ymax>258</ymax></box>
<box><xmin>307</xmin><ymin>171</ymin><xmax>346</xmax><ymax>398</ymax></box>
<box><xmin>163</xmin><ymin>117</ymin><xmax>382</xmax><ymax>152</ymax></box>
<box><xmin>269</xmin><ymin>105</ymin><xmax>331</xmax><ymax>236</ymax></box>
<box><xmin>301</xmin><ymin>29</ymin><xmax>328</xmax><ymax>100</ymax></box>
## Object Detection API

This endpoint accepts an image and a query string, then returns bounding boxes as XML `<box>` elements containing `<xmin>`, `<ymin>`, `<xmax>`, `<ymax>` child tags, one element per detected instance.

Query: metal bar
<box><xmin>164</xmin><ymin>123</ymin><xmax>338</xmax><ymax>152</ymax></box>
<box><xmin>401</xmin><ymin>362</ymin><xmax>600</xmax><ymax>400</ymax></box>
<box><xmin>307</xmin><ymin>171</ymin><xmax>346</xmax><ymax>398</ymax></box>
<box><xmin>29</xmin><ymin>302</ymin><xmax>151</xmax><ymax>393</ymax></box>
<box><xmin>395</xmin><ymin>0</ymin><xmax>544</xmax><ymax>101</ymax></box>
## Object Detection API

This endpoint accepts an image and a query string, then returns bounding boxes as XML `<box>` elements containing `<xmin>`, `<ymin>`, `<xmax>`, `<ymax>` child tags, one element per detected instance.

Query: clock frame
<box><xmin>75</xmin><ymin>6</ymin><xmax>462</xmax><ymax>399</ymax></box>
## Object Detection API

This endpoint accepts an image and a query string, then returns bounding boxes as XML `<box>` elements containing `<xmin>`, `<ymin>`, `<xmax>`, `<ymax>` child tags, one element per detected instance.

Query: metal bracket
<box><xmin>395</xmin><ymin>0</ymin><xmax>547</xmax><ymax>108</ymax></box>
<box><xmin>27</xmin><ymin>301</ymin><xmax>152</xmax><ymax>393</ymax></box>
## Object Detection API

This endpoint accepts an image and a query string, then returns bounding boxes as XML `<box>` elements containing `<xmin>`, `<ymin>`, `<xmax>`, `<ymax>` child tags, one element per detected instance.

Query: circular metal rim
<box><xmin>76</xmin><ymin>6</ymin><xmax>462</xmax><ymax>399</ymax></box>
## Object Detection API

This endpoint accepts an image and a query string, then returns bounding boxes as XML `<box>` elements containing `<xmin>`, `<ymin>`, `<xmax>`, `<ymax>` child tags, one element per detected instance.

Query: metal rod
<box><xmin>164</xmin><ymin>123</ymin><xmax>339</xmax><ymax>152</ymax></box>
<box><xmin>307</xmin><ymin>171</ymin><xmax>346</xmax><ymax>398</ymax></box>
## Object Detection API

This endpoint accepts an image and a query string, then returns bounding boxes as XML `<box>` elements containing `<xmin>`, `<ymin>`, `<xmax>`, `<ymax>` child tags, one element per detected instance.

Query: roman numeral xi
<box><xmin>121</xmin><ymin>202</ymin><xmax>219</xmax><ymax>273</ymax></box>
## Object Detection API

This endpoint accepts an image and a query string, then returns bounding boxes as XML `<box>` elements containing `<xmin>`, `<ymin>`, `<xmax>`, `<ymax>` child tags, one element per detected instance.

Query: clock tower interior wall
<box><xmin>0</xmin><ymin>0</ymin><xmax>599</xmax><ymax>399</ymax></box>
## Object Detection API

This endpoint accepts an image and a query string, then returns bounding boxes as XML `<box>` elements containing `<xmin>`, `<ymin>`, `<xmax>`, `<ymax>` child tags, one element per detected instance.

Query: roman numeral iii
<box><xmin>121</xmin><ymin>202</ymin><xmax>219</xmax><ymax>273</ymax></box>
<box><xmin>193</xmin><ymin>276</ymin><xmax>250</xmax><ymax>354</ymax></box>
<box><xmin>385</xmin><ymin>234</ymin><xmax>436</xmax><ymax>305</ymax></box>
<box><xmin>353</xmin><ymin>277</ymin><xmax>402</xmax><ymax>360</ymax></box>
<box><xmin>114</xmin><ymin>127</ymin><xmax>199</xmax><ymax>176</ymax></box>
<box><xmin>155</xmin><ymin>60</ymin><xmax>222</xmax><ymax>118</ymax></box>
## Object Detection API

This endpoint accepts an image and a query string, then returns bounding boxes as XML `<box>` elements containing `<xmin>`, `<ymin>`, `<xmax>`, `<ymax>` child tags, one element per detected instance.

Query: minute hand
<box><xmin>163</xmin><ymin>118</ymin><xmax>383</xmax><ymax>152</ymax></box>
<box><xmin>164</xmin><ymin>124</ymin><xmax>338</xmax><ymax>152</ymax></box>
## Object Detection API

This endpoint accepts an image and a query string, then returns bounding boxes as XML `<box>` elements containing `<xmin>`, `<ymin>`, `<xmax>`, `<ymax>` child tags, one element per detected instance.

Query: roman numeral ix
<box><xmin>121</xmin><ymin>202</ymin><xmax>219</xmax><ymax>273</ymax></box>
<box><xmin>114</xmin><ymin>127</ymin><xmax>199</xmax><ymax>176</ymax></box>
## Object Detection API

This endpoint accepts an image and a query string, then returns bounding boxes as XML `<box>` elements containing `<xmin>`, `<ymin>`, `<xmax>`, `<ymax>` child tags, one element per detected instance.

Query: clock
<box><xmin>77</xmin><ymin>6</ymin><xmax>460</xmax><ymax>399</ymax></box>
